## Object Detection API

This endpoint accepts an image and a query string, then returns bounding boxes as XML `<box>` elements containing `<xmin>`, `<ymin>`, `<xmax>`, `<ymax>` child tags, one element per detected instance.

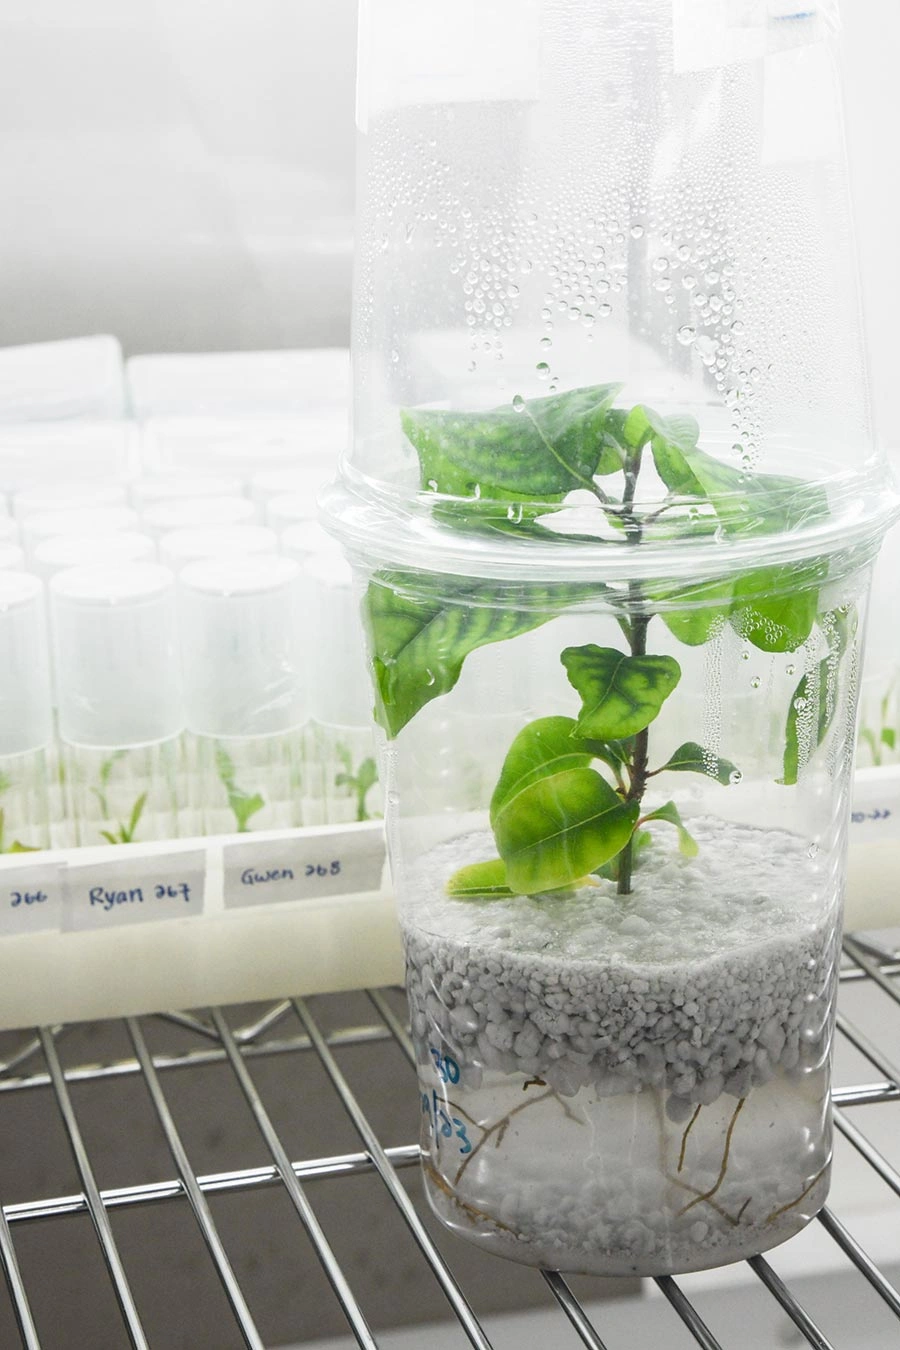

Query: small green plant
<box><xmin>98</xmin><ymin>792</ymin><xmax>148</xmax><ymax>846</ymax></box>
<box><xmin>215</xmin><ymin>746</ymin><xmax>266</xmax><ymax>833</ymax></box>
<box><xmin>0</xmin><ymin>773</ymin><xmax>39</xmax><ymax>853</ymax></box>
<box><xmin>90</xmin><ymin>752</ymin><xmax>149</xmax><ymax>845</ymax></box>
<box><xmin>858</xmin><ymin>674</ymin><xmax>899</xmax><ymax>767</ymax></box>
<box><xmin>363</xmin><ymin>383</ymin><xmax>850</xmax><ymax>898</ymax></box>
<box><xmin>334</xmin><ymin>744</ymin><xmax>379</xmax><ymax>822</ymax></box>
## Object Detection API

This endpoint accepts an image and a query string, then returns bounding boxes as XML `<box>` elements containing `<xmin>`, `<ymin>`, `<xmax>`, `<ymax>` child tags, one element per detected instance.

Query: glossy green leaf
<box><xmin>641</xmin><ymin>800</ymin><xmax>699</xmax><ymax>857</ymax></box>
<box><xmin>364</xmin><ymin>573</ymin><xmax>598</xmax><ymax>738</ymax></box>
<box><xmin>656</xmin><ymin>742</ymin><xmax>738</xmax><ymax>786</ymax></box>
<box><xmin>490</xmin><ymin>716</ymin><xmax>597</xmax><ymax>825</ymax></box>
<box><xmin>730</xmin><ymin>561</ymin><xmax>825</xmax><ymax>653</ymax></box>
<box><xmin>401</xmin><ymin>382</ymin><xmax>623</xmax><ymax>500</ymax></box>
<box><xmin>650</xmin><ymin>576</ymin><xmax>734</xmax><ymax>647</ymax></box>
<box><xmin>446</xmin><ymin>857</ymin><xmax>514</xmax><ymax>900</ymax></box>
<box><xmin>494</xmin><ymin>765</ymin><xmax>639</xmax><ymax>894</ymax></box>
<box><xmin>562</xmin><ymin>644</ymin><xmax>681</xmax><ymax>740</ymax></box>
<box><xmin>594</xmin><ymin>828</ymin><xmax>652</xmax><ymax>881</ymax></box>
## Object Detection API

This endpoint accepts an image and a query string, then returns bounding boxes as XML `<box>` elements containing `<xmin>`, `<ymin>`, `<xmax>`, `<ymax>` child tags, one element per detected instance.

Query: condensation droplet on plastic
<box><xmin>729</xmin><ymin>769</ymin><xmax>743</xmax><ymax>785</ymax></box>
<box><xmin>677</xmin><ymin>325</ymin><xmax>696</xmax><ymax>346</ymax></box>
<box><xmin>653</xmin><ymin>256</ymin><xmax>669</xmax><ymax>273</ymax></box>
<box><xmin>750</xmin><ymin>677</ymin><xmax>761</xmax><ymax>690</ymax></box>
<box><xmin>794</xmin><ymin>696</ymin><xmax>808</xmax><ymax>711</ymax></box>
<box><xmin>598</xmin><ymin>302</ymin><xmax>612</xmax><ymax>317</ymax></box>
<box><xmin>536</xmin><ymin>362</ymin><xmax>551</xmax><ymax>380</ymax></box>
<box><xmin>630</xmin><ymin>224</ymin><xmax>644</xmax><ymax>238</ymax></box>
<box><xmin>786</xmin><ymin>664</ymin><xmax>795</xmax><ymax>676</ymax></box>
<box><xmin>512</xmin><ymin>394</ymin><xmax>526</xmax><ymax>411</ymax></box>
<box><xmin>540</xmin><ymin>335</ymin><xmax>552</xmax><ymax>349</ymax></box>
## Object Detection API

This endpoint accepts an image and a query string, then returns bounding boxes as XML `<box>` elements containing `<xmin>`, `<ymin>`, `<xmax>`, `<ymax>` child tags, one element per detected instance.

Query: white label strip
<box><xmin>672</xmin><ymin>0</ymin><xmax>834</xmax><ymax>74</ymax></box>
<box><xmin>0</xmin><ymin>861</ymin><xmax>64</xmax><ymax>936</ymax></box>
<box><xmin>850</xmin><ymin>767</ymin><xmax>900</xmax><ymax>845</ymax></box>
<box><xmin>223</xmin><ymin>823</ymin><xmax>386</xmax><ymax>910</ymax></box>
<box><xmin>63</xmin><ymin>850</ymin><xmax>207</xmax><ymax>932</ymax></box>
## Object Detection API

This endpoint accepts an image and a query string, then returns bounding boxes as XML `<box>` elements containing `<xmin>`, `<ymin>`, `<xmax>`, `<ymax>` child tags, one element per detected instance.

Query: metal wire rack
<box><xmin>0</xmin><ymin>936</ymin><xmax>896</xmax><ymax>1349</ymax></box>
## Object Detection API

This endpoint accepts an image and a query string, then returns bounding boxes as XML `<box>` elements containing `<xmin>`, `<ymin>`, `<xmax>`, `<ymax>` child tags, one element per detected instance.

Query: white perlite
<box><xmin>404</xmin><ymin>819</ymin><xmax>838</xmax><ymax>1113</ymax></box>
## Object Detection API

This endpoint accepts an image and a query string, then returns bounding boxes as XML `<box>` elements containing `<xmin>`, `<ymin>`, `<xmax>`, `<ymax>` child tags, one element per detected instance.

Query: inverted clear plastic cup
<box><xmin>130</xmin><ymin>473</ymin><xmax>244</xmax><ymax>511</ymax></box>
<box><xmin>0</xmin><ymin>543</ymin><xmax>24</xmax><ymax>571</ymax></box>
<box><xmin>14</xmin><ymin>481</ymin><xmax>128</xmax><ymax>523</ymax></box>
<box><xmin>265</xmin><ymin>493</ymin><xmax>319</xmax><ymax>533</ymax></box>
<box><xmin>23</xmin><ymin>506</ymin><xmax>140</xmax><ymax>564</ymax></box>
<box><xmin>0</xmin><ymin>573</ymin><xmax>52</xmax><ymax>756</ymax></box>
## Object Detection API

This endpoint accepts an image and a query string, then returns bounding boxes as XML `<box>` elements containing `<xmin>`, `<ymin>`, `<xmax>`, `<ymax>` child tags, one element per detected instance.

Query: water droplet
<box><xmin>682</xmin><ymin>274</ymin><xmax>697</xmax><ymax>290</ymax></box>
<box><xmin>807</xmin><ymin>841</ymin><xmax>820</xmax><ymax>860</ymax></box>
<box><xmin>741</xmin><ymin>651</ymin><xmax>750</xmax><ymax>661</ymax></box>
<box><xmin>653</xmin><ymin>256</ymin><xmax>669</xmax><ymax>273</ymax></box>
<box><xmin>390</xmin><ymin>349</ymin><xmax>400</xmax><ymax>364</ymax></box>
<box><xmin>539</xmin><ymin>335</ymin><xmax>552</xmax><ymax>349</ymax></box>
<box><xmin>598</xmin><ymin>302</ymin><xmax>612</xmax><ymax>318</ymax></box>
<box><xmin>793</xmin><ymin>696</ymin><xmax>808</xmax><ymax>711</ymax></box>
<box><xmin>786</xmin><ymin>664</ymin><xmax>795</xmax><ymax>676</ymax></box>
<box><xmin>750</xmin><ymin>677</ymin><xmax>761</xmax><ymax>690</ymax></box>
<box><xmin>677</xmin><ymin>325</ymin><xmax>697</xmax><ymax>346</ymax></box>
<box><xmin>729</xmin><ymin>769</ymin><xmax>743</xmax><ymax>785</ymax></box>
<box><xmin>512</xmin><ymin>394</ymin><xmax>526</xmax><ymax>411</ymax></box>
<box><xmin>507</xmin><ymin>283</ymin><xmax>520</xmax><ymax>298</ymax></box>
<box><xmin>630</xmin><ymin>224</ymin><xmax>645</xmax><ymax>238</ymax></box>
<box><xmin>582</xmin><ymin>313</ymin><xmax>595</xmax><ymax>328</ymax></box>
<box><xmin>536</xmin><ymin>362</ymin><xmax>551</xmax><ymax>380</ymax></box>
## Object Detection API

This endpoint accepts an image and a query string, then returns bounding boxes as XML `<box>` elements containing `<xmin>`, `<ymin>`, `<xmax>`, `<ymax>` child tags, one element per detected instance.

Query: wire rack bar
<box><xmin>654</xmin><ymin>1276</ymin><xmax>724</xmax><ymax>1349</ymax></box>
<box><xmin>833</xmin><ymin>1107</ymin><xmax>900</xmax><ymax>1201</ymax></box>
<box><xmin>747</xmin><ymin>1255</ymin><xmax>835</xmax><ymax>1350</ymax></box>
<box><xmin>542</xmin><ymin>1271</ymin><xmax>610</xmax><ymax>1350</ymax></box>
<box><xmin>0</xmin><ymin>1023</ymin><xmax>393</xmax><ymax>1095</ymax></box>
<box><xmin>124</xmin><ymin>1017</ymin><xmax>265</xmax><ymax>1350</ymax></box>
<box><xmin>0</xmin><ymin>1208</ymin><xmax>40</xmax><ymax>1350</ymax></box>
<box><xmin>842</xmin><ymin>938</ymin><xmax>900</xmax><ymax>1006</ymax></box>
<box><xmin>38</xmin><ymin>1027</ymin><xmax>149</xmax><ymax>1350</ymax></box>
<box><xmin>293</xmin><ymin>996</ymin><xmax>495</xmax><ymax>1350</ymax></box>
<box><xmin>835</xmin><ymin>1011</ymin><xmax>900</xmax><ymax>1091</ymax></box>
<box><xmin>817</xmin><ymin>1208</ymin><xmax>900</xmax><ymax>1319</ymax></box>
<box><xmin>3</xmin><ymin>1144</ymin><xmax>422</xmax><ymax>1226</ymax></box>
<box><xmin>208</xmin><ymin>1007</ymin><xmax>379</xmax><ymax>1350</ymax></box>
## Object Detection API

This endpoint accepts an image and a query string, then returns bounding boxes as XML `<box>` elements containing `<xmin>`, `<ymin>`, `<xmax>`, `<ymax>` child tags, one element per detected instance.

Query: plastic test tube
<box><xmin>299</xmin><ymin>550</ymin><xmax>380</xmax><ymax>826</ymax></box>
<box><xmin>178</xmin><ymin>555</ymin><xmax>305</xmax><ymax>835</ymax></box>
<box><xmin>159</xmin><ymin>526</ymin><xmax>278</xmax><ymax>574</ymax></box>
<box><xmin>0</xmin><ymin>574</ymin><xmax>54</xmax><ymax>852</ymax></box>
<box><xmin>265</xmin><ymin>492</ymin><xmax>320</xmax><ymax>534</ymax></box>
<box><xmin>49</xmin><ymin>564</ymin><xmax>184</xmax><ymax>847</ymax></box>
<box><xmin>142</xmin><ymin>496</ymin><xmax>256</xmax><ymax>540</ymax></box>
<box><xmin>22</xmin><ymin>506</ymin><xmax>140</xmax><ymax>564</ymax></box>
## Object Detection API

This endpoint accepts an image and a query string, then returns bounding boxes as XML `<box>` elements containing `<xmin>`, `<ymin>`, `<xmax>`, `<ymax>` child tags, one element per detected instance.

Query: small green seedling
<box><xmin>334</xmin><ymin>745</ymin><xmax>379</xmax><ymax>822</ymax></box>
<box><xmin>363</xmin><ymin>383</ymin><xmax>851</xmax><ymax>898</ymax></box>
<box><xmin>215</xmin><ymin>746</ymin><xmax>266</xmax><ymax>834</ymax></box>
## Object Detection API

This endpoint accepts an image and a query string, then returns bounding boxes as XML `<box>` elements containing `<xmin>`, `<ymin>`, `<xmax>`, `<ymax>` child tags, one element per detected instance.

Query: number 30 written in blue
<box><xmin>429</xmin><ymin>1048</ymin><xmax>460</xmax><ymax>1084</ymax></box>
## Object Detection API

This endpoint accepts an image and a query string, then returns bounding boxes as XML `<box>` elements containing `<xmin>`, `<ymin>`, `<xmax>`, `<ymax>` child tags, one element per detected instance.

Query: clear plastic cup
<box><xmin>32</xmin><ymin>532</ymin><xmax>156</xmax><ymax>587</ymax></box>
<box><xmin>23</xmin><ymin>506</ymin><xmax>140</xmax><ymax>564</ymax></box>
<box><xmin>178</xmin><ymin>555</ymin><xmax>305</xmax><ymax>834</ymax></box>
<box><xmin>142</xmin><ymin>496</ymin><xmax>256</xmax><ymax>540</ymax></box>
<box><xmin>14</xmin><ymin>481</ymin><xmax>128</xmax><ymax>523</ymax></box>
<box><xmin>265</xmin><ymin>492</ymin><xmax>319</xmax><ymax>533</ymax></box>
<box><xmin>0</xmin><ymin>573</ymin><xmax>53</xmax><ymax>852</ymax></box>
<box><xmin>0</xmin><ymin>543</ymin><xmax>24</xmax><ymax>571</ymax></box>
<box><xmin>130</xmin><ymin>473</ymin><xmax>245</xmax><ymax>512</ymax></box>
<box><xmin>49</xmin><ymin>563</ymin><xmax>184</xmax><ymax>846</ymax></box>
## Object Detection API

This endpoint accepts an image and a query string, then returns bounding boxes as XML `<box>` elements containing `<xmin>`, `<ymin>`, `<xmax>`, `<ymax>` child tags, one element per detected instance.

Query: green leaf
<box><xmin>494</xmin><ymin>764</ymin><xmax>640</xmax><ymax>894</ymax></box>
<box><xmin>8</xmin><ymin>840</ymin><xmax>38</xmax><ymax>854</ymax></box>
<box><xmin>364</xmin><ymin>572</ymin><xmax>597</xmax><ymax>738</ymax></box>
<box><xmin>649</xmin><ymin>577</ymin><xmax>734</xmax><ymax>647</ymax></box>
<box><xmin>882</xmin><ymin>727</ymin><xmax>897</xmax><ymax>751</ymax></box>
<box><xmin>490</xmin><ymin>716</ymin><xmax>597</xmax><ymax>825</ymax></box>
<box><xmin>99</xmin><ymin>830</ymin><xmax>119</xmax><ymax>846</ymax></box>
<box><xmin>125</xmin><ymin>792</ymin><xmax>148</xmax><ymax>842</ymax></box>
<box><xmin>446</xmin><ymin>858</ymin><xmax>515</xmax><ymax>900</ymax></box>
<box><xmin>781</xmin><ymin>607</ymin><xmax>854</xmax><ymax>785</ymax></box>
<box><xmin>594</xmin><ymin>827</ymin><xmax>652</xmax><ymax>881</ymax></box>
<box><xmin>655</xmin><ymin>741</ymin><xmax>739</xmax><ymax>786</ymax></box>
<box><xmin>232</xmin><ymin>791</ymin><xmax>266</xmax><ymax>833</ymax></box>
<box><xmin>562</xmin><ymin>644</ymin><xmax>681</xmax><ymax>741</ymax></box>
<box><xmin>641</xmin><ymin>800</ymin><xmax>699</xmax><ymax>857</ymax></box>
<box><xmin>731</xmin><ymin>562</ymin><xmax>824</xmax><ymax>653</ymax></box>
<box><xmin>402</xmin><ymin>383</ymin><xmax>623</xmax><ymax>500</ymax></box>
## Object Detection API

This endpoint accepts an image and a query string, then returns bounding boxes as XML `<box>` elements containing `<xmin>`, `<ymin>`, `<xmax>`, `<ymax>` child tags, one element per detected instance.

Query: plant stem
<box><xmin>617</xmin><ymin>445</ymin><xmax>649</xmax><ymax>896</ymax></box>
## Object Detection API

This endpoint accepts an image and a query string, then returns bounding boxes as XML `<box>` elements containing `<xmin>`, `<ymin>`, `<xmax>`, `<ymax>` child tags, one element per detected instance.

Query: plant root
<box><xmin>676</xmin><ymin>1097</ymin><xmax>746</xmax><ymax>1218</ymax></box>
<box><xmin>764</xmin><ymin>1164</ymin><xmax>828</xmax><ymax>1226</ymax></box>
<box><xmin>423</xmin><ymin>1160</ymin><xmax>517</xmax><ymax>1233</ymax></box>
<box><xmin>678</xmin><ymin>1104</ymin><xmax>702</xmax><ymax>1173</ymax></box>
<box><xmin>453</xmin><ymin>1087</ymin><xmax>583</xmax><ymax>1186</ymax></box>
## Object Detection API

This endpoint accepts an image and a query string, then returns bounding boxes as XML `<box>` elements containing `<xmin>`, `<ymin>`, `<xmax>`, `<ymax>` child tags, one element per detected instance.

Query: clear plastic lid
<box><xmin>14</xmin><ymin>481</ymin><xmax>128</xmax><ymax>523</ymax></box>
<box><xmin>50</xmin><ymin>563</ymin><xmax>182</xmax><ymax>748</ymax></box>
<box><xmin>0</xmin><ymin>543</ymin><xmax>24</xmax><ymax>571</ymax></box>
<box><xmin>338</xmin><ymin>0</ymin><xmax>896</xmax><ymax>575</ymax></box>
<box><xmin>178</xmin><ymin>555</ymin><xmax>305</xmax><ymax>737</ymax></box>
<box><xmin>142</xmin><ymin>496</ymin><xmax>257</xmax><ymax>539</ymax></box>
<box><xmin>159</xmin><ymin>525</ymin><xmax>278</xmax><ymax>573</ymax></box>
<box><xmin>22</xmin><ymin>506</ymin><xmax>141</xmax><ymax>561</ymax></box>
<box><xmin>0</xmin><ymin>573</ymin><xmax>52</xmax><ymax>754</ymax></box>
<box><xmin>130</xmin><ymin>473</ymin><xmax>244</xmax><ymax>510</ymax></box>
<box><xmin>32</xmin><ymin>532</ymin><xmax>156</xmax><ymax>587</ymax></box>
<box><xmin>0</xmin><ymin>421</ymin><xmax>137</xmax><ymax>496</ymax></box>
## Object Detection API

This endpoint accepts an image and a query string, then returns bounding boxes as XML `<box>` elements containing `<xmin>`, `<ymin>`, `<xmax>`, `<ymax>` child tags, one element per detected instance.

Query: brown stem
<box><xmin>676</xmin><ymin>1096</ymin><xmax>746</xmax><ymax>1218</ymax></box>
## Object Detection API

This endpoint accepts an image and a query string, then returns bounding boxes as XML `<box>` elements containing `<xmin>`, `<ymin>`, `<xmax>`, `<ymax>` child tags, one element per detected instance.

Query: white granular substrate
<box><xmin>403</xmin><ymin>818</ymin><xmax>838</xmax><ymax>1112</ymax></box>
